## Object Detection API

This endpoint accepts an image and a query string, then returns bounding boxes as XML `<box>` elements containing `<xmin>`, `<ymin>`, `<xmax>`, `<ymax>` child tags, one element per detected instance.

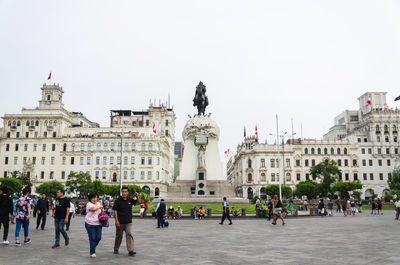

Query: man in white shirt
<box><xmin>395</xmin><ymin>198</ymin><xmax>400</xmax><ymax>220</ymax></box>
<box><xmin>66</xmin><ymin>201</ymin><xmax>75</xmax><ymax>231</ymax></box>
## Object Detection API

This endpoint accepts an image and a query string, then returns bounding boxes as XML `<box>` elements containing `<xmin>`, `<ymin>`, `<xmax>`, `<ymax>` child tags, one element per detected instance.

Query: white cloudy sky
<box><xmin>1</xmin><ymin>0</ymin><xmax>400</xmax><ymax>158</ymax></box>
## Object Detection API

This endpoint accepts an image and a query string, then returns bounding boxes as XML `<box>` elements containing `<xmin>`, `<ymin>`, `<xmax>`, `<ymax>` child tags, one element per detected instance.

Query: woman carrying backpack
<box><xmin>85</xmin><ymin>192</ymin><xmax>105</xmax><ymax>258</ymax></box>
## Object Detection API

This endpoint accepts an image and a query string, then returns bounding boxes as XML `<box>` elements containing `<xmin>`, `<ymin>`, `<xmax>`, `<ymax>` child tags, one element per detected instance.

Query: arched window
<box><xmin>337</xmin><ymin>148</ymin><xmax>341</xmax><ymax>154</ymax></box>
<box><xmin>26</xmin><ymin>121</ymin><xmax>30</xmax><ymax>126</ymax></box>
<box><xmin>131</xmin><ymin>143</ymin><xmax>136</xmax><ymax>151</ymax></box>
<box><xmin>81</xmin><ymin>143</ymin><xmax>85</xmax><ymax>151</ymax></box>
<box><xmin>248</xmin><ymin>159</ymin><xmax>252</xmax><ymax>168</ymax></box>
<box><xmin>384</xmin><ymin>124</ymin><xmax>389</xmax><ymax>132</ymax></box>
<box><xmin>125</xmin><ymin>143</ymin><xmax>129</xmax><ymax>151</ymax></box>
<box><xmin>317</xmin><ymin>148</ymin><xmax>321</xmax><ymax>154</ymax></box>
<box><xmin>157</xmin><ymin>143</ymin><xmax>160</xmax><ymax>151</ymax></box>
<box><xmin>12</xmin><ymin>120</ymin><xmax>16</xmax><ymax>126</ymax></box>
<box><xmin>261</xmin><ymin>173</ymin><xmax>266</xmax><ymax>182</ymax></box>
<box><xmin>286</xmin><ymin>172</ymin><xmax>291</xmax><ymax>181</ymax></box>
<box><xmin>344</xmin><ymin>148</ymin><xmax>347</xmax><ymax>155</ymax></box>
<box><xmin>148</xmin><ymin>143</ymin><xmax>153</xmax><ymax>151</ymax></box>
<box><xmin>71</xmin><ymin>143</ymin><xmax>75</xmax><ymax>151</ymax></box>
<box><xmin>198</xmin><ymin>190</ymin><xmax>205</xmax><ymax>195</ymax></box>
<box><xmin>63</xmin><ymin>143</ymin><xmax>67</xmax><ymax>152</ymax></box>
<box><xmin>311</xmin><ymin>148</ymin><xmax>315</xmax><ymax>154</ymax></box>
<box><xmin>17</xmin><ymin>120</ymin><xmax>21</xmax><ymax>126</ymax></box>
<box><xmin>393</xmin><ymin>125</ymin><xmax>397</xmax><ymax>132</ymax></box>
<box><xmin>330</xmin><ymin>148</ymin><xmax>334</xmax><ymax>155</ymax></box>
<box><xmin>97</xmin><ymin>143</ymin><xmax>101</xmax><ymax>151</ymax></box>
<box><xmin>110</xmin><ymin>143</ymin><xmax>115</xmax><ymax>151</ymax></box>
<box><xmin>304</xmin><ymin>148</ymin><xmax>308</xmax><ymax>154</ymax></box>
<box><xmin>103</xmin><ymin>143</ymin><xmax>108</xmax><ymax>151</ymax></box>
<box><xmin>155</xmin><ymin>187</ymin><xmax>160</xmax><ymax>197</ymax></box>
<box><xmin>247</xmin><ymin>173</ymin><xmax>253</xmax><ymax>182</ymax></box>
<box><xmin>376</xmin><ymin>125</ymin><xmax>380</xmax><ymax>132</ymax></box>
<box><xmin>7</xmin><ymin>121</ymin><xmax>11</xmax><ymax>126</ymax></box>
<box><xmin>35</xmin><ymin>121</ymin><xmax>39</xmax><ymax>126</ymax></box>
<box><xmin>324</xmin><ymin>148</ymin><xmax>328</xmax><ymax>155</ymax></box>
<box><xmin>141</xmin><ymin>143</ymin><xmax>146</xmax><ymax>151</ymax></box>
<box><xmin>117</xmin><ymin>142</ymin><xmax>121</xmax><ymax>151</ymax></box>
<box><xmin>47</xmin><ymin>95</ymin><xmax>51</xmax><ymax>100</ymax></box>
<box><xmin>87</xmin><ymin>143</ymin><xmax>92</xmax><ymax>151</ymax></box>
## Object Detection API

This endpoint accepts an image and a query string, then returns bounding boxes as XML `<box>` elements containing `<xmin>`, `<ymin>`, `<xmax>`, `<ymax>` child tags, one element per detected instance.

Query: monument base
<box><xmin>161</xmin><ymin>180</ymin><xmax>249</xmax><ymax>204</ymax></box>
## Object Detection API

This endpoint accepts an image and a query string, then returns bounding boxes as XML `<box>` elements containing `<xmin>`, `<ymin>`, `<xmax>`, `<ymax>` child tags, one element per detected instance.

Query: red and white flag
<box><xmin>153</xmin><ymin>123</ymin><xmax>157</xmax><ymax>134</ymax></box>
<box><xmin>367</xmin><ymin>95</ymin><xmax>372</xmax><ymax>105</ymax></box>
<box><xmin>255</xmin><ymin>125</ymin><xmax>258</xmax><ymax>136</ymax></box>
<box><xmin>47</xmin><ymin>72</ymin><xmax>52</xmax><ymax>80</ymax></box>
<box><xmin>224</xmin><ymin>148</ymin><xmax>230</xmax><ymax>157</ymax></box>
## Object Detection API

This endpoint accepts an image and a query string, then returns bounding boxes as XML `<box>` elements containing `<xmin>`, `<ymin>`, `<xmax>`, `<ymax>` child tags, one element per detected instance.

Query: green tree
<box><xmin>295</xmin><ymin>180</ymin><xmax>319</xmax><ymax>199</ymax></box>
<box><xmin>332</xmin><ymin>180</ymin><xmax>363</xmax><ymax>198</ymax></box>
<box><xmin>388</xmin><ymin>170</ymin><xmax>400</xmax><ymax>190</ymax></box>
<box><xmin>9</xmin><ymin>171</ymin><xmax>32</xmax><ymax>188</ymax></box>
<box><xmin>0</xmin><ymin>178</ymin><xmax>23</xmax><ymax>194</ymax></box>
<box><xmin>65</xmin><ymin>172</ymin><xmax>92</xmax><ymax>196</ymax></box>
<box><xmin>265</xmin><ymin>185</ymin><xmax>292</xmax><ymax>198</ymax></box>
<box><xmin>104</xmin><ymin>185</ymin><xmax>121</xmax><ymax>197</ymax></box>
<box><xmin>35</xmin><ymin>181</ymin><xmax>64</xmax><ymax>198</ymax></box>
<box><xmin>352</xmin><ymin>190</ymin><xmax>362</xmax><ymax>201</ymax></box>
<box><xmin>90</xmin><ymin>180</ymin><xmax>106</xmax><ymax>196</ymax></box>
<box><xmin>310</xmin><ymin>158</ymin><xmax>341</xmax><ymax>197</ymax></box>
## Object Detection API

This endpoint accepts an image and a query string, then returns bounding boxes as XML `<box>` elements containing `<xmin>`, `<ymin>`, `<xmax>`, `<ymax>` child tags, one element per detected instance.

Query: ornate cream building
<box><xmin>228</xmin><ymin>92</ymin><xmax>400</xmax><ymax>200</ymax></box>
<box><xmin>0</xmin><ymin>83</ymin><xmax>176</xmax><ymax>197</ymax></box>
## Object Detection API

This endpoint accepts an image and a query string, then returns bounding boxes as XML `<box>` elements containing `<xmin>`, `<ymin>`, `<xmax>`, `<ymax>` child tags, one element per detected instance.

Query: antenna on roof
<box><xmin>168</xmin><ymin>93</ymin><xmax>171</xmax><ymax>108</ymax></box>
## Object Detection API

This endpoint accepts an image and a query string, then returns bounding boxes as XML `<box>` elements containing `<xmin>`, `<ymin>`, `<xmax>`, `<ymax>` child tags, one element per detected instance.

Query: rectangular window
<box><xmin>44</xmin><ymin>132</ymin><xmax>47</xmax><ymax>138</ymax></box>
<box><xmin>165</xmin><ymin>130</ymin><xmax>169</xmax><ymax>137</ymax></box>
<box><xmin>14</xmin><ymin>157</ymin><xmax>18</xmax><ymax>165</ymax></box>
<box><xmin>296</xmin><ymin>160</ymin><xmax>300</xmax><ymax>167</ymax></box>
<box><xmin>130</xmin><ymin>171</ymin><xmax>135</xmax><ymax>180</ymax></box>
<box><xmin>378</xmin><ymin>148</ymin><xmax>381</xmax><ymax>154</ymax></box>
<box><xmin>387</xmin><ymin>160</ymin><xmax>391</xmax><ymax>166</ymax></box>
<box><xmin>102</xmin><ymin>171</ymin><xmax>106</xmax><ymax>180</ymax></box>
<box><xmin>338</xmin><ymin>159</ymin><xmax>342</xmax><ymax>166</ymax></box>
<box><xmin>148</xmin><ymin>171</ymin><xmax>152</xmax><ymax>180</ymax></box>
<box><xmin>33</xmin><ymin>144</ymin><xmax>37</xmax><ymax>152</ymax></box>
<box><xmin>369</xmin><ymin>160</ymin><xmax>373</xmax><ymax>166</ymax></box>
<box><xmin>51</xmin><ymin>156</ymin><xmax>55</xmax><ymax>165</ymax></box>
<box><xmin>23</xmin><ymin>157</ymin><xmax>27</xmax><ymax>164</ymax></box>
<box><xmin>286</xmin><ymin>159</ymin><xmax>290</xmax><ymax>167</ymax></box>
<box><xmin>386</xmin><ymin>148</ymin><xmax>390</xmax><ymax>154</ymax></box>
<box><xmin>53</xmin><ymin>132</ymin><xmax>56</xmax><ymax>138</ymax></box>
<box><xmin>311</xmin><ymin>159</ymin><xmax>315</xmax><ymax>166</ymax></box>
<box><xmin>117</xmin><ymin>156</ymin><xmax>121</xmax><ymax>165</ymax></box>
<box><xmin>362</xmin><ymin>160</ymin><xmax>366</xmax><ymax>166</ymax></box>
<box><xmin>345</xmin><ymin>173</ymin><xmax>349</xmax><ymax>181</ymax></box>
<box><xmin>41</xmin><ymin>171</ymin><xmax>44</xmax><ymax>179</ymax></box>
<box><xmin>15</xmin><ymin>144</ymin><xmax>19</xmax><ymax>151</ymax></box>
<box><xmin>71</xmin><ymin>157</ymin><xmax>75</xmax><ymax>165</ymax></box>
<box><xmin>32</xmin><ymin>157</ymin><xmax>36</xmax><ymax>165</ymax></box>
<box><xmin>41</xmin><ymin>157</ymin><xmax>45</xmax><ymax>165</ymax></box>
<box><xmin>370</xmin><ymin>173</ymin><xmax>374</xmax><ymax>180</ymax></box>
<box><xmin>353</xmin><ymin>173</ymin><xmax>358</xmax><ymax>181</ymax></box>
<box><xmin>270</xmin><ymin>159</ymin><xmax>275</xmax><ymax>168</ymax></box>
<box><xmin>261</xmin><ymin>159</ymin><xmax>265</xmax><ymax>168</ymax></box>
<box><xmin>156</xmin><ymin>171</ymin><xmax>160</xmax><ymax>180</ymax></box>
<box><xmin>52</xmin><ymin>144</ymin><xmax>56</xmax><ymax>151</ymax></box>
<box><xmin>296</xmin><ymin>173</ymin><xmax>301</xmax><ymax>181</ymax></box>
<box><xmin>25</xmin><ymin>132</ymin><xmax>29</xmax><ymax>138</ymax></box>
<box><xmin>5</xmin><ymin>157</ymin><xmax>9</xmax><ymax>165</ymax></box>
<box><xmin>110</xmin><ymin>157</ymin><xmax>114</xmax><ymax>165</ymax></box>
<box><xmin>50</xmin><ymin>171</ymin><xmax>54</xmax><ymax>179</ymax></box>
<box><xmin>141</xmin><ymin>171</ymin><xmax>145</xmax><ymax>180</ymax></box>
<box><xmin>87</xmin><ymin>157</ymin><xmax>91</xmax><ymax>165</ymax></box>
<box><xmin>352</xmin><ymin>160</ymin><xmax>357</xmax><ymax>166</ymax></box>
<box><xmin>338</xmin><ymin>173</ymin><xmax>342</xmax><ymax>180</ymax></box>
<box><xmin>165</xmin><ymin>120</ymin><xmax>169</xmax><ymax>126</ymax></box>
<box><xmin>271</xmin><ymin>173</ymin><xmax>275</xmax><ymax>182</ymax></box>
<box><xmin>95</xmin><ymin>171</ymin><xmax>99</xmax><ymax>180</ymax></box>
<box><xmin>103</xmin><ymin>157</ymin><xmax>107</xmax><ymax>165</ymax></box>
<box><xmin>344</xmin><ymin>159</ymin><xmax>348</xmax><ymax>167</ymax></box>
<box><xmin>395</xmin><ymin>148</ymin><xmax>398</xmax><ymax>155</ymax></box>
<box><xmin>148</xmin><ymin>157</ymin><xmax>152</xmax><ymax>165</ymax></box>
<box><xmin>4</xmin><ymin>171</ymin><xmax>7</xmax><ymax>178</ymax></box>
<box><xmin>379</xmin><ymin>173</ymin><xmax>383</xmax><ymax>181</ymax></box>
<box><xmin>80</xmin><ymin>157</ymin><xmax>84</xmax><ymax>165</ymax></box>
<box><xmin>368</xmin><ymin>148</ymin><xmax>372</xmax><ymax>154</ymax></box>
<box><xmin>123</xmin><ymin>171</ymin><xmax>127</xmax><ymax>180</ymax></box>
<box><xmin>131</xmin><ymin>156</ymin><xmax>135</xmax><ymax>165</ymax></box>
<box><xmin>124</xmin><ymin>156</ymin><xmax>128</xmax><ymax>165</ymax></box>
<box><xmin>16</xmin><ymin>132</ymin><xmax>20</xmax><ymax>138</ymax></box>
<box><xmin>42</xmin><ymin>144</ymin><xmax>46</xmax><ymax>152</ymax></box>
<box><xmin>62</xmin><ymin>157</ymin><xmax>66</xmax><ymax>165</ymax></box>
<box><xmin>378</xmin><ymin>160</ymin><xmax>382</xmax><ymax>166</ymax></box>
<box><xmin>364</xmin><ymin>138</ymin><xmax>367</xmax><ymax>142</ymax></box>
<box><xmin>361</xmin><ymin>148</ymin><xmax>365</xmax><ymax>154</ymax></box>
<box><xmin>24</xmin><ymin>144</ymin><xmax>28</xmax><ymax>152</ymax></box>
<box><xmin>141</xmin><ymin>157</ymin><xmax>145</xmax><ymax>165</ymax></box>
<box><xmin>305</xmin><ymin>160</ymin><xmax>309</xmax><ymax>167</ymax></box>
<box><xmin>96</xmin><ymin>157</ymin><xmax>100</xmax><ymax>165</ymax></box>
<box><xmin>157</xmin><ymin>157</ymin><xmax>160</xmax><ymax>165</ymax></box>
<box><xmin>363</xmin><ymin>173</ymin><xmax>367</xmax><ymax>181</ymax></box>
<box><xmin>305</xmin><ymin>173</ymin><xmax>310</xmax><ymax>180</ymax></box>
<box><xmin>5</xmin><ymin>144</ymin><xmax>9</xmax><ymax>151</ymax></box>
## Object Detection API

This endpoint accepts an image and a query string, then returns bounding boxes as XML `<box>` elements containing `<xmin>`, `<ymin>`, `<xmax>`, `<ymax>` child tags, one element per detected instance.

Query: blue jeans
<box><xmin>54</xmin><ymin>218</ymin><xmax>69</xmax><ymax>245</ymax></box>
<box><xmin>85</xmin><ymin>223</ymin><xmax>102</xmax><ymax>255</ymax></box>
<box><xmin>15</xmin><ymin>218</ymin><xmax>29</xmax><ymax>241</ymax></box>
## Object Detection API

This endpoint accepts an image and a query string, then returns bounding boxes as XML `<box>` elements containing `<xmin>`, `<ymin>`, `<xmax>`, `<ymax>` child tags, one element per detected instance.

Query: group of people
<box><xmin>0</xmin><ymin>185</ymin><xmax>142</xmax><ymax>259</ymax></box>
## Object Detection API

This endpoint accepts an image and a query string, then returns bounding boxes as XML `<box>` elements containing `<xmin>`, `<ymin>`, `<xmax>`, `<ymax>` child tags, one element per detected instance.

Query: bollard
<box><xmin>241</xmin><ymin>208</ymin><xmax>246</xmax><ymax>217</ymax></box>
<box><xmin>256</xmin><ymin>208</ymin><xmax>260</xmax><ymax>217</ymax></box>
<box><xmin>207</xmin><ymin>208</ymin><xmax>212</xmax><ymax>217</ymax></box>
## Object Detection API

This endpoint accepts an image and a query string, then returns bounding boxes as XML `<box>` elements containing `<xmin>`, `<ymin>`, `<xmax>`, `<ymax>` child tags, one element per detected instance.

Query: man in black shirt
<box><xmin>113</xmin><ymin>186</ymin><xmax>141</xmax><ymax>256</ymax></box>
<box><xmin>52</xmin><ymin>189</ymin><xmax>70</xmax><ymax>248</ymax></box>
<box><xmin>36</xmin><ymin>193</ymin><xmax>49</xmax><ymax>230</ymax></box>
<box><xmin>0</xmin><ymin>186</ymin><xmax>13</xmax><ymax>244</ymax></box>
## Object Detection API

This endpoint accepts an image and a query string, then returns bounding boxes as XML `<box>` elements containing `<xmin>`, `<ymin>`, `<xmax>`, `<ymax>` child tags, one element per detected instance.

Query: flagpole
<box><xmin>276</xmin><ymin>114</ymin><xmax>282</xmax><ymax>200</ymax></box>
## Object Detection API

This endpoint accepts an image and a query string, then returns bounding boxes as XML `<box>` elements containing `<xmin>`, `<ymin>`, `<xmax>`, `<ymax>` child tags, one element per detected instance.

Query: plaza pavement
<box><xmin>0</xmin><ymin>211</ymin><xmax>399</xmax><ymax>265</ymax></box>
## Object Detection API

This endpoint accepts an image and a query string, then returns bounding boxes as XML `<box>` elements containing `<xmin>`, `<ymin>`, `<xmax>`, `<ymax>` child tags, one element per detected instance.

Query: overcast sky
<box><xmin>1</xmin><ymin>0</ymin><xmax>400</xmax><ymax>160</ymax></box>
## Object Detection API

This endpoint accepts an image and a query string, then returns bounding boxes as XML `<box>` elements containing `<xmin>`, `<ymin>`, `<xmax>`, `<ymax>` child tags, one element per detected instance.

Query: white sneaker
<box><xmin>3</xmin><ymin>240</ymin><xmax>9</xmax><ymax>245</ymax></box>
<box><xmin>90</xmin><ymin>254</ymin><xmax>96</xmax><ymax>258</ymax></box>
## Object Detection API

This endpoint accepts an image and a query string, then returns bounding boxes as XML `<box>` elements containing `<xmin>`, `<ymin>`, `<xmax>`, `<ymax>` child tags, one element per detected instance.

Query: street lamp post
<box><xmin>119</xmin><ymin>131</ymin><xmax>123</xmax><ymax>195</ymax></box>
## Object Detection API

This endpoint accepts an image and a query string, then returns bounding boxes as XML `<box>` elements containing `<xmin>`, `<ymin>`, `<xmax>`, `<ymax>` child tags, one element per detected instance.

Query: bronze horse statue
<box><xmin>193</xmin><ymin>81</ymin><xmax>209</xmax><ymax>116</ymax></box>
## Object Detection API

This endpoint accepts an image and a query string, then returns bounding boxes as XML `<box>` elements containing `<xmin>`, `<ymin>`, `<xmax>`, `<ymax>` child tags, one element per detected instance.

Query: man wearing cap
<box><xmin>0</xmin><ymin>186</ymin><xmax>13</xmax><ymax>244</ymax></box>
<box><xmin>219</xmin><ymin>197</ymin><xmax>232</xmax><ymax>225</ymax></box>
<box><xmin>155</xmin><ymin>199</ymin><xmax>167</xmax><ymax>228</ymax></box>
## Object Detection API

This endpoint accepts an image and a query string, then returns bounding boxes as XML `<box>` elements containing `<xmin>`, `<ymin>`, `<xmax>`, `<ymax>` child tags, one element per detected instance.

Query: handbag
<box><xmin>98</xmin><ymin>212</ymin><xmax>109</xmax><ymax>227</ymax></box>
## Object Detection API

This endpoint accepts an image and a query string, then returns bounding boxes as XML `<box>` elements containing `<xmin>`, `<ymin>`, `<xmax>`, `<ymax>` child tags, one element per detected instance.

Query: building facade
<box><xmin>0</xmin><ymin>83</ymin><xmax>176</xmax><ymax>197</ymax></box>
<box><xmin>229</xmin><ymin>92</ymin><xmax>400</xmax><ymax>200</ymax></box>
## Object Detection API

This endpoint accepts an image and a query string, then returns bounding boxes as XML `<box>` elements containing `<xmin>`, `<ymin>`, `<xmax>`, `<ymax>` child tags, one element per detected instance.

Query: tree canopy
<box><xmin>294</xmin><ymin>180</ymin><xmax>319</xmax><ymax>199</ymax></box>
<box><xmin>310</xmin><ymin>158</ymin><xmax>341</xmax><ymax>197</ymax></box>
<box><xmin>35</xmin><ymin>181</ymin><xmax>64</xmax><ymax>198</ymax></box>
<box><xmin>265</xmin><ymin>185</ymin><xmax>292</xmax><ymax>198</ymax></box>
<box><xmin>0</xmin><ymin>178</ymin><xmax>23</xmax><ymax>194</ymax></box>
